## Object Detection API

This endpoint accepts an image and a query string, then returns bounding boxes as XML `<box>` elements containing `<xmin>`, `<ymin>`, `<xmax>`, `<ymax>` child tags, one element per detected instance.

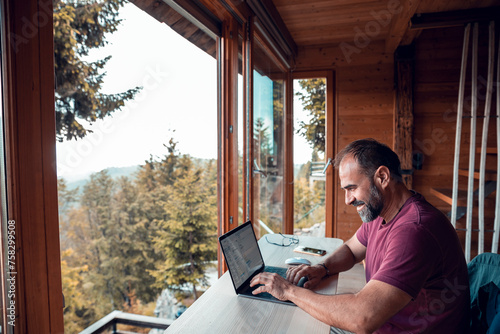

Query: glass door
<box><xmin>292</xmin><ymin>71</ymin><xmax>335</xmax><ymax>238</ymax></box>
<box><xmin>252</xmin><ymin>38</ymin><xmax>286</xmax><ymax>236</ymax></box>
<box><xmin>293</xmin><ymin>77</ymin><xmax>327</xmax><ymax>237</ymax></box>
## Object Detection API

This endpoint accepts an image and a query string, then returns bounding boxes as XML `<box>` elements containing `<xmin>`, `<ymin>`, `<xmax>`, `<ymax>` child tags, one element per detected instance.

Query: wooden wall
<box><xmin>295</xmin><ymin>24</ymin><xmax>497</xmax><ymax>247</ymax></box>
<box><xmin>413</xmin><ymin>24</ymin><xmax>497</xmax><ymax>256</ymax></box>
<box><xmin>413</xmin><ymin>26</ymin><xmax>465</xmax><ymax>211</ymax></box>
<box><xmin>295</xmin><ymin>40</ymin><xmax>395</xmax><ymax>241</ymax></box>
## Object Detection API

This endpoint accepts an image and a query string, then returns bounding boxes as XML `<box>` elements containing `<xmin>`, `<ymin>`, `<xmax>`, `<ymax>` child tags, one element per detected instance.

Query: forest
<box><xmin>58</xmin><ymin>138</ymin><xmax>324</xmax><ymax>332</ymax></box>
<box><xmin>59</xmin><ymin>139</ymin><xmax>218</xmax><ymax>332</ymax></box>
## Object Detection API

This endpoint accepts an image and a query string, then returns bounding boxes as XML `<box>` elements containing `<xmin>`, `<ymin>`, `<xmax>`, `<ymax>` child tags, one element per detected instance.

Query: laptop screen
<box><xmin>219</xmin><ymin>222</ymin><xmax>264</xmax><ymax>290</ymax></box>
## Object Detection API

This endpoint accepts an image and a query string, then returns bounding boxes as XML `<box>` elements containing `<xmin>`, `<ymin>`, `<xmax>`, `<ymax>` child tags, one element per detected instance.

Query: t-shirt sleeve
<box><xmin>355</xmin><ymin>222</ymin><xmax>369</xmax><ymax>247</ymax></box>
<box><xmin>370</xmin><ymin>224</ymin><xmax>440</xmax><ymax>299</ymax></box>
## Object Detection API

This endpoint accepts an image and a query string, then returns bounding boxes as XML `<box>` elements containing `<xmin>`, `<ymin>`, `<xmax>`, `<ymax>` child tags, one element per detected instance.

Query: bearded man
<box><xmin>251</xmin><ymin>138</ymin><xmax>470</xmax><ymax>334</ymax></box>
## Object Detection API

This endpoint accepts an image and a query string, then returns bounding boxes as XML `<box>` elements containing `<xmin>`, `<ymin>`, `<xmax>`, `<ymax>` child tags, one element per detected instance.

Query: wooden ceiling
<box><xmin>271</xmin><ymin>0</ymin><xmax>500</xmax><ymax>53</ymax></box>
<box><xmin>131</xmin><ymin>0</ymin><xmax>500</xmax><ymax>60</ymax></box>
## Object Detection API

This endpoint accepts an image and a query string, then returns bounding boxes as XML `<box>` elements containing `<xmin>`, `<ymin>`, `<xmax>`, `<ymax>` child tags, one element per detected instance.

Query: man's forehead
<box><xmin>339</xmin><ymin>156</ymin><xmax>364</xmax><ymax>187</ymax></box>
<box><xmin>339</xmin><ymin>155</ymin><xmax>360</xmax><ymax>174</ymax></box>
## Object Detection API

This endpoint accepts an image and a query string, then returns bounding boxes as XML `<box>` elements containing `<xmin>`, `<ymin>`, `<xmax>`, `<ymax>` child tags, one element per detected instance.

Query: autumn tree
<box><xmin>60</xmin><ymin>171</ymin><xmax>161</xmax><ymax>329</ymax></box>
<box><xmin>58</xmin><ymin>179</ymin><xmax>89</xmax><ymax>332</ymax></box>
<box><xmin>53</xmin><ymin>0</ymin><xmax>140</xmax><ymax>141</ymax></box>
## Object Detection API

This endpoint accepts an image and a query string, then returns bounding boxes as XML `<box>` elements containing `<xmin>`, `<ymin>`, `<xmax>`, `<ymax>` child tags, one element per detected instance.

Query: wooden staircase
<box><xmin>431</xmin><ymin>148</ymin><xmax>497</xmax><ymax>260</ymax></box>
<box><xmin>431</xmin><ymin>150</ymin><xmax>497</xmax><ymax>219</ymax></box>
<box><xmin>430</xmin><ymin>21</ymin><xmax>499</xmax><ymax>262</ymax></box>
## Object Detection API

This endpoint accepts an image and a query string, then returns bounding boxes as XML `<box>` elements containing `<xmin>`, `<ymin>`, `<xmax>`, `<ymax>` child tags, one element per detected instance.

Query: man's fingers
<box><xmin>252</xmin><ymin>285</ymin><xmax>265</xmax><ymax>295</ymax></box>
<box><xmin>250</xmin><ymin>273</ymin><xmax>263</xmax><ymax>287</ymax></box>
<box><xmin>303</xmin><ymin>277</ymin><xmax>320</xmax><ymax>289</ymax></box>
<box><xmin>286</xmin><ymin>264</ymin><xmax>309</xmax><ymax>283</ymax></box>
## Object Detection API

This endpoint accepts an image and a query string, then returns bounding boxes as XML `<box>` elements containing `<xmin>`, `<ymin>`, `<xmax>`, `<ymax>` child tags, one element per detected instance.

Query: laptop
<box><xmin>219</xmin><ymin>221</ymin><xmax>295</xmax><ymax>306</ymax></box>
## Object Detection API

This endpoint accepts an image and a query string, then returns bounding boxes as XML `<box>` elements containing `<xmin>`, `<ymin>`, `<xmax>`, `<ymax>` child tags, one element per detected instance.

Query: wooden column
<box><xmin>217</xmin><ymin>17</ymin><xmax>239</xmax><ymax>276</ymax></box>
<box><xmin>1</xmin><ymin>0</ymin><xmax>64</xmax><ymax>332</ymax></box>
<box><xmin>283</xmin><ymin>70</ymin><xmax>294</xmax><ymax>235</ymax></box>
<box><xmin>243</xmin><ymin>19</ymin><xmax>254</xmax><ymax>228</ymax></box>
<box><xmin>394</xmin><ymin>45</ymin><xmax>415</xmax><ymax>188</ymax></box>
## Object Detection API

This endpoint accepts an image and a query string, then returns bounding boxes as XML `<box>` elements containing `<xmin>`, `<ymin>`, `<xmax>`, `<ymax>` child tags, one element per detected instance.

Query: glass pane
<box><xmin>55</xmin><ymin>3</ymin><xmax>217</xmax><ymax>331</ymax></box>
<box><xmin>253</xmin><ymin>40</ymin><xmax>285</xmax><ymax>237</ymax></box>
<box><xmin>293</xmin><ymin>78</ymin><xmax>326</xmax><ymax>237</ymax></box>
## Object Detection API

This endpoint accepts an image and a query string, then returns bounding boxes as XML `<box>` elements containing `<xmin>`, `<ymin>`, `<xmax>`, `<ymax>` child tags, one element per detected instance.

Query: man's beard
<box><xmin>352</xmin><ymin>181</ymin><xmax>384</xmax><ymax>223</ymax></box>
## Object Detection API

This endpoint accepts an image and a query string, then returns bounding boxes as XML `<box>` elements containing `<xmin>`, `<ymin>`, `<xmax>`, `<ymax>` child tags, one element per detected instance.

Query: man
<box><xmin>250</xmin><ymin>138</ymin><xmax>470</xmax><ymax>333</ymax></box>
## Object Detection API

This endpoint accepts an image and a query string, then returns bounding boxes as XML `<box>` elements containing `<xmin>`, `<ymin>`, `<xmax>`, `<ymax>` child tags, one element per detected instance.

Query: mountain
<box><xmin>62</xmin><ymin>165</ymin><xmax>140</xmax><ymax>192</ymax></box>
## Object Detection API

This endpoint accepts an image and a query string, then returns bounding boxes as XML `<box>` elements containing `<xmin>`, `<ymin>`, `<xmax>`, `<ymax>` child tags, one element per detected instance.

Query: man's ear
<box><xmin>374</xmin><ymin>166</ymin><xmax>391</xmax><ymax>189</ymax></box>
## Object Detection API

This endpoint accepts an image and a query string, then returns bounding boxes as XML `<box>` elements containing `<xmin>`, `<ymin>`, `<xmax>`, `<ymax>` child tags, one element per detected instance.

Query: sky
<box><xmin>56</xmin><ymin>3</ymin><xmax>313</xmax><ymax>181</ymax></box>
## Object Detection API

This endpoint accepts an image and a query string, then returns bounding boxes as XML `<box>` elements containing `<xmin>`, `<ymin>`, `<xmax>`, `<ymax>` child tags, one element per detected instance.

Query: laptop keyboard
<box><xmin>244</xmin><ymin>266</ymin><xmax>287</xmax><ymax>298</ymax></box>
<box><xmin>264</xmin><ymin>266</ymin><xmax>287</xmax><ymax>278</ymax></box>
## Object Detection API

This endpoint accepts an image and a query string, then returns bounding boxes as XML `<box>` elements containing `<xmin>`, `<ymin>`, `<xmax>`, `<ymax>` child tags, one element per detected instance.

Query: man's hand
<box><xmin>286</xmin><ymin>264</ymin><xmax>327</xmax><ymax>289</ymax></box>
<box><xmin>249</xmin><ymin>272</ymin><xmax>293</xmax><ymax>301</ymax></box>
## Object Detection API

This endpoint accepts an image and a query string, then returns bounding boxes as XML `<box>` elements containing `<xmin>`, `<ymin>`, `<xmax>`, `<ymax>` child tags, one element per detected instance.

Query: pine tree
<box><xmin>60</xmin><ymin>171</ymin><xmax>161</xmax><ymax>328</ymax></box>
<box><xmin>254</xmin><ymin>117</ymin><xmax>273</xmax><ymax>169</ymax></box>
<box><xmin>53</xmin><ymin>0</ymin><xmax>141</xmax><ymax>141</ymax></box>
<box><xmin>151</xmin><ymin>155</ymin><xmax>217</xmax><ymax>300</ymax></box>
<box><xmin>113</xmin><ymin>176</ymin><xmax>161</xmax><ymax>304</ymax></box>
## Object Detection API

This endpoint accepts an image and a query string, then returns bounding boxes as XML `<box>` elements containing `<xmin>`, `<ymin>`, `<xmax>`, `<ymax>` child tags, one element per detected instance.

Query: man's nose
<box><xmin>345</xmin><ymin>191</ymin><xmax>354</xmax><ymax>206</ymax></box>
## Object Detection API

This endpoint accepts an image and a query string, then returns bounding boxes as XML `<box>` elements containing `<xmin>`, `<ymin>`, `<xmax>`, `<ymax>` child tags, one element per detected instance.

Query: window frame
<box><xmin>0</xmin><ymin>0</ymin><xmax>64</xmax><ymax>331</ymax></box>
<box><xmin>291</xmin><ymin>70</ymin><xmax>336</xmax><ymax>238</ymax></box>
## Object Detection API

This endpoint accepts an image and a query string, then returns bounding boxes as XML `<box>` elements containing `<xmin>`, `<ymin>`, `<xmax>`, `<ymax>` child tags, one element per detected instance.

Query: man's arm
<box><xmin>287</xmin><ymin>235</ymin><xmax>366</xmax><ymax>288</ymax></box>
<box><xmin>250</xmin><ymin>274</ymin><xmax>411</xmax><ymax>333</ymax></box>
<box><xmin>250</xmin><ymin>235</ymin><xmax>411</xmax><ymax>332</ymax></box>
<box><xmin>286</xmin><ymin>279</ymin><xmax>412</xmax><ymax>333</ymax></box>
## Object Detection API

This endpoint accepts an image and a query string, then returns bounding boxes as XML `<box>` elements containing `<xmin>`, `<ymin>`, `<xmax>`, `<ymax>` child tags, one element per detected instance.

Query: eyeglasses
<box><xmin>265</xmin><ymin>233</ymin><xmax>299</xmax><ymax>247</ymax></box>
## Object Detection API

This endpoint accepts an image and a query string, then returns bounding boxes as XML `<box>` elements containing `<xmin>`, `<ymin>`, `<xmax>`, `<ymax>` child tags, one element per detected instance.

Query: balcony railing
<box><xmin>80</xmin><ymin>310</ymin><xmax>172</xmax><ymax>334</ymax></box>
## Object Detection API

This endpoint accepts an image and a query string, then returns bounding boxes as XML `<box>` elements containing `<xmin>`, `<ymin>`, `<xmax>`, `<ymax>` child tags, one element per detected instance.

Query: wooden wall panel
<box><xmin>335</xmin><ymin>61</ymin><xmax>395</xmax><ymax>241</ymax></box>
<box><xmin>413</xmin><ymin>25</ymin><xmax>497</xmax><ymax>257</ymax></box>
<box><xmin>295</xmin><ymin>38</ymin><xmax>396</xmax><ymax>242</ymax></box>
<box><xmin>295</xmin><ymin>40</ymin><xmax>391</xmax><ymax>70</ymax></box>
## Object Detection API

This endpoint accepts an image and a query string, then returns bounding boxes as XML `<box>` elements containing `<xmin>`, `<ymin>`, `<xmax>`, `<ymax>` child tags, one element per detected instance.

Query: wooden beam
<box><xmin>325</xmin><ymin>70</ymin><xmax>336</xmax><ymax>238</ymax></box>
<box><xmin>385</xmin><ymin>0</ymin><xmax>421</xmax><ymax>54</ymax></box>
<box><xmin>217</xmin><ymin>18</ymin><xmax>239</xmax><ymax>276</ymax></box>
<box><xmin>400</xmin><ymin>28</ymin><xmax>422</xmax><ymax>47</ymax></box>
<box><xmin>242</xmin><ymin>19</ymin><xmax>254</xmax><ymax>228</ymax></box>
<box><xmin>1</xmin><ymin>0</ymin><xmax>64</xmax><ymax>331</ymax></box>
<box><xmin>394</xmin><ymin>44</ymin><xmax>414</xmax><ymax>188</ymax></box>
<box><xmin>283</xmin><ymin>70</ymin><xmax>294</xmax><ymax>235</ymax></box>
<box><xmin>411</xmin><ymin>6</ymin><xmax>500</xmax><ymax>30</ymax></box>
<box><xmin>163</xmin><ymin>0</ymin><xmax>221</xmax><ymax>37</ymax></box>
<box><xmin>130</xmin><ymin>0</ymin><xmax>219</xmax><ymax>58</ymax></box>
<box><xmin>246</xmin><ymin>0</ymin><xmax>297</xmax><ymax>62</ymax></box>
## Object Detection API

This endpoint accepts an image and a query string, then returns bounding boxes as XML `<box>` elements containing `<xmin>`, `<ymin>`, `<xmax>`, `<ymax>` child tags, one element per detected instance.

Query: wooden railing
<box><xmin>80</xmin><ymin>310</ymin><xmax>172</xmax><ymax>334</ymax></box>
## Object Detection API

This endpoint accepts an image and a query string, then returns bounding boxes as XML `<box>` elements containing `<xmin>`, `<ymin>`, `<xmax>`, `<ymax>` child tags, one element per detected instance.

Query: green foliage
<box><xmin>53</xmin><ymin>0</ymin><xmax>141</xmax><ymax>141</ymax></box>
<box><xmin>254</xmin><ymin>117</ymin><xmax>272</xmax><ymax>168</ymax></box>
<box><xmin>296</xmin><ymin>78</ymin><xmax>326</xmax><ymax>153</ymax></box>
<box><xmin>151</xmin><ymin>155</ymin><xmax>217</xmax><ymax>300</ymax></box>
<box><xmin>59</xmin><ymin>141</ymin><xmax>218</xmax><ymax>329</ymax></box>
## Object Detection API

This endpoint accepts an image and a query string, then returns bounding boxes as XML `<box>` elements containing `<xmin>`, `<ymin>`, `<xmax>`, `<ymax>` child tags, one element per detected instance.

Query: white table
<box><xmin>165</xmin><ymin>235</ymin><xmax>347</xmax><ymax>334</ymax></box>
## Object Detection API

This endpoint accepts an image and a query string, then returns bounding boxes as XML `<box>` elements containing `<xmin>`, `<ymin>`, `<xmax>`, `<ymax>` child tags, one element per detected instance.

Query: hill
<box><xmin>63</xmin><ymin>165</ymin><xmax>140</xmax><ymax>192</ymax></box>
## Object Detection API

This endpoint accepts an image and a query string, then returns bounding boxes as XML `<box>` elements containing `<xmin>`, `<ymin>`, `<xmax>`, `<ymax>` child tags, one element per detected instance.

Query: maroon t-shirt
<box><xmin>356</xmin><ymin>192</ymin><xmax>470</xmax><ymax>333</ymax></box>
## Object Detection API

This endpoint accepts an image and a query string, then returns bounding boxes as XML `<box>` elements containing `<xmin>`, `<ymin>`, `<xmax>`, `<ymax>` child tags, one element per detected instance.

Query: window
<box><xmin>252</xmin><ymin>37</ymin><xmax>287</xmax><ymax>236</ymax></box>
<box><xmin>56</xmin><ymin>4</ymin><xmax>218</xmax><ymax>331</ymax></box>
<box><xmin>293</xmin><ymin>77</ymin><xmax>327</xmax><ymax>237</ymax></box>
<box><xmin>292</xmin><ymin>71</ymin><xmax>336</xmax><ymax>238</ymax></box>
